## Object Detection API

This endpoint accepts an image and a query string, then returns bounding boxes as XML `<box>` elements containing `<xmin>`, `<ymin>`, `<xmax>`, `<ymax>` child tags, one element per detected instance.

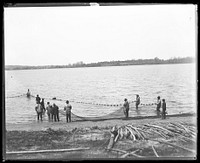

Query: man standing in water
<box><xmin>156</xmin><ymin>96</ymin><xmax>161</xmax><ymax>117</ymax></box>
<box><xmin>41</xmin><ymin>98</ymin><xmax>45</xmax><ymax>114</ymax></box>
<box><xmin>64</xmin><ymin>100</ymin><xmax>72</xmax><ymax>123</ymax></box>
<box><xmin>135</xmin><ymin>94</ymin><xmax>140</xmax><ymax>110</ymax></box>
<box><xmin>123</xmin><ymin>98</ymin><xmax>129</xmax><ymax>118</ymax></box>
<box><xmin>161</xmin><ymin>99</ymin><xmax>167</xmax><ymax>119</ymax></box>
<box><xmin>52</xmin><ymin>103</ymin><xmax>59</xmax><ymax>122</ymax></box>
<box><xmin>36</xmin><ymin>95</ymin><xmax>41</xmax><ymax>104</ymax></box>
<box><xmin>35</xmin><ymin>102</ymin><xmax>43</xmax><ymax>121</ymax></box>
<box><xmin>46</xmin><ymin>102</ymin><xmax>53</xmax><ymax>122</ymax></box>
<box><xmin>26</xmin><ymin>89</ymin><xmax>31</xmax><ymax>97</ymax></box>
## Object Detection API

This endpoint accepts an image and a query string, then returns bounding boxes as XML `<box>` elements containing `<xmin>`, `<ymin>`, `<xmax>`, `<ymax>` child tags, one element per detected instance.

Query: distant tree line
<box><xmin>5</xmin><ymin>57</ymin><xmax>195</xmax><ymax>70</ymax></box>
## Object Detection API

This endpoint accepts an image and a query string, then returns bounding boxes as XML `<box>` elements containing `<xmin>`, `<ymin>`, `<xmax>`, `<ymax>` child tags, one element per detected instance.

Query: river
<box><xmin>5</xmin><ymin>63</ymin><xmax>196</xmax><ymax>124</ymax></box>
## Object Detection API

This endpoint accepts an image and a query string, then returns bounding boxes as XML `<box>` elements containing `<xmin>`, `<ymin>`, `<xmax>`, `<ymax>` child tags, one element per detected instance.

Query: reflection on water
<box><xmin>5</xmin><ymin>63</ymin><xmax>196</xmax><ymax>124</ymax></box>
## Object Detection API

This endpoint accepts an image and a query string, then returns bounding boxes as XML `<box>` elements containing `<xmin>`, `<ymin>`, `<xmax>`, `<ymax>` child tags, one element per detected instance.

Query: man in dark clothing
<box><xmin>27</xmin><ymin>89</ymin><xmax>31</xmax><ymax>98</ymax></box>
<box><xmin>52</xmin><ymin>103</ymin><xmax>59</xmax><ymax>122</ymax></box>
<box><xmin>41</xmin><ymin>98</ymin><xmax>45</xmax><ymax>114</ymax></box>
<box><xmin>156</xmin><ymin>96</ymin><xmax>161</xmax><ymax>117</ymax></box>
<box><xmin>161</xmin><ymin>99</ymin><xmax>167</xmax><ymax>119</ymax></box>
<box><xmin>64</xmin><ymin>100</ymin><xmax>72</xmax><ymax>123</ymax></box>
<box><xmin>123</xmin><ymin>98</ymin><xmax>129</xmax><ymax>118</ymax></box>
<box><xmin>36</xmin><ymin>95</ymin><xmax>41</xmax><ymax>104</ymax></box>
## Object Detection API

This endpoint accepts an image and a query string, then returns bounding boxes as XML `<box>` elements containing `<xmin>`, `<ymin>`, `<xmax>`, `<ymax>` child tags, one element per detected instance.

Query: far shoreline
<box><xmin>5</xmin><ymin>62</ymin><xmax>195</xmax><ymax>71</ymax></box>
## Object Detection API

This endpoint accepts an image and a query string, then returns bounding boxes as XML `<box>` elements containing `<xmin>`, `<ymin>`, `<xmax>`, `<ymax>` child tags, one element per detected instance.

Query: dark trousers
<box><xmin>47</xmin><ymin>113</ymin><xmax>52</xmax><ymax>121</ymax></box>
<box><xmin>162</xmin><ymin>111</ymin><xmax>166</xmax><ymax>119</ymax></box>
<box><xmin>54</xmin><ymin>111</ymin><xmax>59</xmax><ymax>122</ymax></box>
<box><xmin>51</xmin><ymin>114</ymin><xmax>54</xmax><ymax>121</ymax></box>
<box><xmin>66</xmin><ymin>113</ymin><xmax>71</xmax><ymax>122</ymax></box>
<box><xmin>156</xmin><ymin>106</ymin><xmax>161</xmax><ymax>112</ymax></box>
<box><xmin>37</xmin><ymin>112</ymin><xmax>42</xmax><ymax>121</ymax></box>
<box><xmin>125</xmin><ymin>109</ymin><xmax>129</xmax><ymax>118</ymax></box>
<box><xmin>136</xmin><ymin>103</ymin><xmax>139</xmax><ymax>109</ymax></box>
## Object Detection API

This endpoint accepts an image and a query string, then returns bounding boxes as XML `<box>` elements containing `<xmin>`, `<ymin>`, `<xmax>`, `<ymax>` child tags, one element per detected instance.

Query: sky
<box><xmin>4</xmin><ymin>4</ymin><xmax>197</xmax><ymax>66</ymax></box>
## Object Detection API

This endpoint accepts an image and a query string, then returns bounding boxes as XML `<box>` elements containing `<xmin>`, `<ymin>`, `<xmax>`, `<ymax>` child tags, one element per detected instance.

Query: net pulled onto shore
<box><xmin>6</xmin><ymin>94</ymin><xmax>196</xmax><ymax>122</ymax></box>
<box><xmin>59</xmin><ymin>108</ymin><xmax>196</xmax><ymax>122</ymax></box>
<box><xmin>59</xmin><ymin>107</ymin><xmax>125</xmax><ymax>122</ymax></box>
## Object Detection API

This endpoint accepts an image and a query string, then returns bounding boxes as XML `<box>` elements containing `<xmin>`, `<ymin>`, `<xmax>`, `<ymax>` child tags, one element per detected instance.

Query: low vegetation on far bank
<box><xmin>5</xmin><ymin>57</ymin><xmax>195</xmax><ymax>70</ymax></box>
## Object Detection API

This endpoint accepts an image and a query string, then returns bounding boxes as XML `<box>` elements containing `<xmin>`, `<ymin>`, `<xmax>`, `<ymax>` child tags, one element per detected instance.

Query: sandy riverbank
<box><xmin>6</xmin><ymin>113</ymin><xmax>196</xmax><ymax>131</ymax></box>
<box><xmin>5</xmin><ymin>113</ymin><xmax>197</xmax><ymax>160</ymax></box>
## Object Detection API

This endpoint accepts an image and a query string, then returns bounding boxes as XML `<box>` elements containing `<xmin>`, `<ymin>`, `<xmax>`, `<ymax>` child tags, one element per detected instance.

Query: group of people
<box><xmin>34</xmin><ymin>94</ymin><xmax>72</xmax><ymax>123</ymax></box>
<box><xmin>35</xmin><ymin>95</ymin><xmax>46</xmax><ymax>121</ymax></box>
<box><xmin>29</xmin><ymin>89</ymin><xmax>167</xmax><ymax>122</ymax></box>
<box><xmin>122</xmin><ymin>94</ymin><xmax>141</xmax><ymax>118</ymax></box>
<box><xmin>45</xmin><ymin>102</ymin><xmax>60</xmax><ymax>122</ymax></box>
<box><xmin>156</xmin><ymin>96</ymin><xmax>167</xmax><ymax>119</ymax></box>
<box><xmin>122</xmin><ymin>95</ymin><xmax>167</xmax><ymax>119</ymax></box>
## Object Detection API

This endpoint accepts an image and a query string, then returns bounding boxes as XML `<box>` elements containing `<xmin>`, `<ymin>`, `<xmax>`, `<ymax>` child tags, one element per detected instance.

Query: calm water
<box><xmin>5</xmin><ymin>63</ymin><xmax>196</xmax><ymax>124</ymax></box>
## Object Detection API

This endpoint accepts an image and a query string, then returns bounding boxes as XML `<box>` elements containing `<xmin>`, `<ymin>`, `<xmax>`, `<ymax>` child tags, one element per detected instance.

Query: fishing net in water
<box><xmin>59</xmin><ymin>107</ymin><xmax>125</xmax><ymax>122</ymax></box>
<box><xmin>6</xmin><ymin>94</ymin><xmax>162</xmax><ymax>122</ymax></box>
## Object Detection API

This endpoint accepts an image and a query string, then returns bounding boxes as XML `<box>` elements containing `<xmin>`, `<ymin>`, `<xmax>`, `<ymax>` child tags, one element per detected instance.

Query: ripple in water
<box><xmin>5</xmin><ymin>64</ymin><xmax>196</xmax><ymax>124</ymax></box>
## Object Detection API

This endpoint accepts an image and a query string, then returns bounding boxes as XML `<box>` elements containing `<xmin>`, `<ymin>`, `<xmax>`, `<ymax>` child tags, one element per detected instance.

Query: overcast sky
<box><xmin>4</xmin><ymin>4</ymin><xmax>197</xmax><ymax>66</ymax></box>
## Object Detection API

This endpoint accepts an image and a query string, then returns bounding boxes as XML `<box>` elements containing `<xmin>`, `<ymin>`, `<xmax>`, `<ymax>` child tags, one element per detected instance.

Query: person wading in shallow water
<box><xmin>123</xmin><ymin>98</ymin><xmax>129</xmax><ymax>118</ymax></box>
<box><xmin>46</xmin><ymin>102</ymin><xmax>53</xmax><ymax>122</ymax></box>
<box><xmin>35</xmin><ymin>103</ymin><xmax>43</xmax><ymax>121</ymax></box>
<box><xmin>52</xmin><ymin>103</ymin><xmax>59</xmax><ymax>122</ymax></box>
<box><xmin>36</xmin><ymin>94</ymin><xmax>41</xmax><ymax>104</ymax></box>
<box><xmin>26</xmin><ymin>89</ymin><xmax>31</xmax><ymax>98</ymax></box>
<box><xmin>135</xmin><ymin>94</ymin><xmax>140</xmax><ymax>110</ymax></box>
<box><xmin>64</xmin><ymin>100</ymin><xmax>72</xmax><ymax>123</ymax></box>
<box><xmin>156</xmin><ymin>96</ymin><xmax>161</xmax><ymax>117</ymax></box>
<box><xmin>161</xmin><ymin>99</ymin><xmax>167</xmax><ymax>119</ymax></box>
<box><xmin>41</xmin><ymin>98</ymin><xmax>45</xmax><ymax>114</ymax></box>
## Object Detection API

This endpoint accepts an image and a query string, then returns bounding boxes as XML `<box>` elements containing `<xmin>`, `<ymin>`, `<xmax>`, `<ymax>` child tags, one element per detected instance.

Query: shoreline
<box><xmin>6</xmin><ymin>112</ymin><xmax>196</xmax><ymax>131</ymax></box>
<box><xmin>5</xmin><ymin>113</ymin><xmax>197</xmax><ymax>159</ymax></box>
<box><xmin>5</xmin><ymin>61</ymin><xmax>194</xmax><ymax>71</ymax></box>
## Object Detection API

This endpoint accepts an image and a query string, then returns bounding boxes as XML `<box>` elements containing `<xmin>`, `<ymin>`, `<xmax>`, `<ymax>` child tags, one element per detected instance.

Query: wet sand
<box><xmin>6</xmin><ymin>113</ymin><xmax>196</xmax><ymax>131</ymax></box>
<box><xmin>5</xmin><ymin>113</ymin><xmax>197</xmax><ymax>160</ymax></box>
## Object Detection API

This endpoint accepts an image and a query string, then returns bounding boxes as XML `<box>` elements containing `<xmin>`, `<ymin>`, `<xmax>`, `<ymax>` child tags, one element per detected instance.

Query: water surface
<box><xmin>5</xmin><ymin>63</ymin><xmax>196</xmax><ymax>124</ymax></box>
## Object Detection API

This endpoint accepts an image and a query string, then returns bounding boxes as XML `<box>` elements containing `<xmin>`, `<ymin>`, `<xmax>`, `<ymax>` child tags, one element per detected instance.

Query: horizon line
<box><xmin>5</xmin><ymin>56</ymin><xmax>195</xmax><ymax>67</ymax></box>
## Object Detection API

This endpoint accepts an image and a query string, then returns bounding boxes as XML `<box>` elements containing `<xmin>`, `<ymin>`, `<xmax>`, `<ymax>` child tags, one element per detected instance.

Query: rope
<box><xmin>5</xmin><ymin>94</ymin><xmax>26</xmax><ymax>98</ymax></box>
<box><xmin>6</xmin><ymin>94</ymin><xmax>157</xmax><ymax>107</ymax></box>
<box><xmin>140</xmin><ymin>103</ymin><xmax>157</xmax><ymax>106</ymax></box>
<box><xmin>6</xmin><ymin>93</ymin><xmax>159</xmax><ymax>121</ymax></box>
<box><xmin>44</xmin><ymin>97</ymin><xmax>157</xmax><ymax>107</ymax></box>
<box><xmin>51</xmin><ymin>98</ymin><xmax>123</xmax><ymax>107</ymax></box>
